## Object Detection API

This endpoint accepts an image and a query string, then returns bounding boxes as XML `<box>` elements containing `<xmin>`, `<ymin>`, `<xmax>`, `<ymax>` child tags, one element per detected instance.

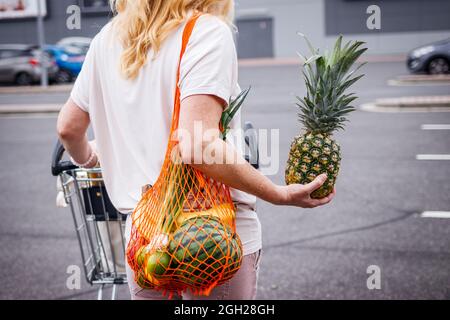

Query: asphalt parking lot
<box><xmin>0</xmin><ymin>61</ymin><xmax>449</xmax><ymax>299</ymax></box>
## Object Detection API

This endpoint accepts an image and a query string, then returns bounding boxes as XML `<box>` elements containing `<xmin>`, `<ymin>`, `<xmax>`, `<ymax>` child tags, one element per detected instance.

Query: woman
<box><xmin>57</xmin><ymin>0</ymin><xmax>335</xmax><ymax>300</ymax></box>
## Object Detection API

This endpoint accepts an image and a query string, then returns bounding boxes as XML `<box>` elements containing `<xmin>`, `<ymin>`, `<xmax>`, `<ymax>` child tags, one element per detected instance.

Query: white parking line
<box><xmin>420</xmin><ymin>211</ymin><xmax>450</xmax><ymax>219</ymax></box>
<box><xmin>421</xmin><ymin>124</ymin><xmax>450</xmax><ymax>130</ymax></box>
<box><xmin>416</xmin><ymin>154</ymin><xmax>450</xmax><ymax>160</ymax></box>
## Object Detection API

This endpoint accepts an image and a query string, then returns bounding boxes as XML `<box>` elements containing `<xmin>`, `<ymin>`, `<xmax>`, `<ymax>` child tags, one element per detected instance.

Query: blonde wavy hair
<box><xmin>110</xmin><ymin>0</ymin><xmax>234</xmax><ymax>79</ymax></box>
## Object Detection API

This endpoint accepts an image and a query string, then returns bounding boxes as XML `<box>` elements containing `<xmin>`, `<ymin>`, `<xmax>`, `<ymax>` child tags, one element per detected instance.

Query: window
<box><xmin>0</xmin><ymin>0</ymin><xmax>47</xmax><ymax>20</ymax></box>
<box><xmin>236</xmin><ymin>17</ymin><xmax>274</xmax><ymax>59</ymax></box>
<box><xmin>79</xmin><ymin>0</ymin><xmax>111</xmax><ymax>13</ymax></box>
<box><xmin>0</xmin><ymin>50</ymin><xmax>30</xmax><ymax>59</ymax></box>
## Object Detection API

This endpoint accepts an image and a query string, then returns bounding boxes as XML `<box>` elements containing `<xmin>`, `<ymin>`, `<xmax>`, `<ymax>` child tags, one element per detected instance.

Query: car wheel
<box><xmin>55</xmin><ymin>70</ymin><xmax>72</xmax><ymax>84</ymax></box>
<box><xmin>427</xmin><ymin>57</ymin><xmax>450</xmax><ymax>75</ymax></box>
<box><xmin>15</xmin><ymin>72</ymin><xmax>33</xmax><ymax>86</ymax></box>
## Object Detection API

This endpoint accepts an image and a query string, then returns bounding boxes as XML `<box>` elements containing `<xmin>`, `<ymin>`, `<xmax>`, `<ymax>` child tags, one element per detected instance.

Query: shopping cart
<box><xmin>51</xmin><ymin>140</ymin><xmax>127</xmax><ymax>300</ymax></box>
<box><xmin>50</xmin><ymin>122</ymin><xmax>259</xmax><ymax>300</ymax></box>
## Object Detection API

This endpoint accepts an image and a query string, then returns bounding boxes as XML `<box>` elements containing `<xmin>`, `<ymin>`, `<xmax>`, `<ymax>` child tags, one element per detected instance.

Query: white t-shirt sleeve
<box><xmin>179</xmin><ymin>15</ymin><xmax>237</xmax><ymax>105</ymax></box>
<box><xmin>70</xmin><ymin>38</ymin><xmax>97</xmax><ymax>113</ymax></box>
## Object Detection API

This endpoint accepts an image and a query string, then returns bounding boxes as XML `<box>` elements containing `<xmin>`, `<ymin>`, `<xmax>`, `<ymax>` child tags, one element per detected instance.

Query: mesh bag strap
<box><xmin>170</xmin><ymin>13</ymin><xmax>201</xmax><ymax>134</ymax></box>
<box><xmin>127</xmin><ymin>13</ymin><xmax>243</xmax><ymax>296</ymax></box>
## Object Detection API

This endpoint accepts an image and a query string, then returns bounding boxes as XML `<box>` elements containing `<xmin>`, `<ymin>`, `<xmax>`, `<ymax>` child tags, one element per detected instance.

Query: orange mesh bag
<box><xmin>126</xmin><ymin>14</ymin><xmax>250</xmax><ymax>297</ymax></box>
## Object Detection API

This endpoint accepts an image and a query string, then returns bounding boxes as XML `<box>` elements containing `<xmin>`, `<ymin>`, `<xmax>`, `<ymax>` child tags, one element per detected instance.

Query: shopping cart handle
<box><xmin>244</xmin><ymin>121</ymin><xmax>259</xmax><ymax>170</ymax></box>
<box><xmin>52</xmin><ymin>122</ymin><xmax>259</xmax><ymax>175</ymax></box>
<box><xmin>51</xmin><ymin>140</ymin><xmax>78</xmax><ymax>176</ymax></box>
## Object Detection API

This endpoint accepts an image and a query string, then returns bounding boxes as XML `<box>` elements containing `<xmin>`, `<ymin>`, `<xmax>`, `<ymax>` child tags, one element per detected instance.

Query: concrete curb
<box><xmin>4</xmin><ymin>95</ymin><xmax>449</xmax><ymax>115</ymax></box>
<box><xmin>0</xmin><ymin>84</ymin><xmax>73</xmax><ymax>95</ymax></box>
<box><xmin>239</xmin><ymin>54</ymin><xmax>406</xmax><ymax>67</ymax></box>
<box><xmin>360</xmin><ymin>96</ymin><xmax>450</xmax><ymax>113</ymax></box>
<box><xmin>388</xmin><ymin>74</ymin><xmax>450</xmax><ymax>86</ymax></box>
<box><xmin>360</xmin><ymin>103</ymin><xmax>450</xmax><ymax>113</ymax></box>
<box><xmin>0</xmin><ymin>104</ymin><xmax>61</xmax><ymax>114</ymax></box>
<box><xmin>376</xmin><ymin>96</ymin><xmax>450</xmax><ymax>108</ymax></box>
<box><xmin>396</xmin><ymin>74</ymin><xmax>450</xmax><ymax>82</ymax></box>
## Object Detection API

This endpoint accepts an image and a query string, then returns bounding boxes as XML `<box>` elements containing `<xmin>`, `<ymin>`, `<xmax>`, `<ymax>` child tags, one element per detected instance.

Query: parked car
<box><xmin>45</xmin><ymin>45</ymin><xmax>85</xmax><ymax>83</ymax></box>
<box><xmin>407</xmin><ymin>38</ymin><xmax>450</xmax><ymax>74</ymax></box>
<box><xmin>0</xmin><ymin>44</ymin><xmax>59</xmax><ymax>85</ymax></box>
<box><xmin>56</xmin><ymin>37</ymin><xmax>92</xmax><ymax>55</ymax></box>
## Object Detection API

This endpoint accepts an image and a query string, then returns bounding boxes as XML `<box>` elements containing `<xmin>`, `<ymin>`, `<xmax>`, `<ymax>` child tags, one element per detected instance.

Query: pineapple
<box><xmin>285</xmin><ymin>35</ymin><xmax>367</xmax><ymax>199</ymax></box>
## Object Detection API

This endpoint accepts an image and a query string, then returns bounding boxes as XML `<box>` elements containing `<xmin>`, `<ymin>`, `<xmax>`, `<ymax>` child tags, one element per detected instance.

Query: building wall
<box><xmin>323</xmin><ymin>0</ymin><xmax>450</xmax><ymax>54</ymax></box>
<box><xmin>235</xmin><ymin>0</ymin><xmax>450</xmax><ymax>56</ymax></box>
<box><xmin>0</xmin><ymin>0</ymin><xmax>449</xmax><ymax>57</ymax></box>
<box><xmin>325</xmin><ymin>0</ymin><xmax>450</xmax><ymax>34</ymax></box>
<box><xmin>0</xmin><ymin>0</ymin><xmax>110</xmax><ymax>45</ymax></box>
<box><xmin>0</xmin><ymin>0</ymin><xmax>326</xmax><ymax>57</ymax></box>
<box><xmin>235</xmin><ymin>0</ymin><xmax>326</xmax><ymax>58</ymax></box>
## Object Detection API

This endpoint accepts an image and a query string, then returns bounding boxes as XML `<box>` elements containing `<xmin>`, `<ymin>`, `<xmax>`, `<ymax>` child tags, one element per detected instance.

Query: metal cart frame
<box><xmin>52</xmin><ymin>141</ymin><xmax>127</xmax><ymax>300</ymax></box>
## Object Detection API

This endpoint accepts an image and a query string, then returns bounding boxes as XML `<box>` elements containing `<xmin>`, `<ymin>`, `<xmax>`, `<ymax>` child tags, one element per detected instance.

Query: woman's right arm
<box><xmin>178</xmin><ymin>94</ymin><xmax>335</xmax><ymax>208</ymax></box>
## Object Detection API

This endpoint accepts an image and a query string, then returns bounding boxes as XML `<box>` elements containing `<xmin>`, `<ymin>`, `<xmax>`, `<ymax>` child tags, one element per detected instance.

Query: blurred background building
<box><xmin>235</xmin><ymin>0</ymin><xmax>450</xmax><ymax>58</ymax></box>
<box><xmin>0</xmin><ymin>0</ymin><xmax>449</xmax><ymax>58</ymax></box>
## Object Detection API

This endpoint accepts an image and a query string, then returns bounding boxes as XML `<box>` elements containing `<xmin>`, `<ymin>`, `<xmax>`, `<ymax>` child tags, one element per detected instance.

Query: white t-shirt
<box><xmin>70</xmin><ymin>14</ymin><xmax>261</xmax><ymax>255</ymax></box>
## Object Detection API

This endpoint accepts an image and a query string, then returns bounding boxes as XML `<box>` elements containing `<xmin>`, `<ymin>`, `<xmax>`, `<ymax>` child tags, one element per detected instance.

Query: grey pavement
<box><xmin>0</xmin><ymin>61</ymin><xmax>449</xmax><ymax>299</ymax></box>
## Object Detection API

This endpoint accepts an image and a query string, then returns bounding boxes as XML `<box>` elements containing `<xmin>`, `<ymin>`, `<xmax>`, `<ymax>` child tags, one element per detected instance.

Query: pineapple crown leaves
<box><xmin>220</xmin><ymin>87</ymin><xmax>251</xmax><ymax>140</ymax></box>
<box><xmin>296</xmin><ymin>33</ymin><xmax>367</xmax><ymax>135</ymax></box>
